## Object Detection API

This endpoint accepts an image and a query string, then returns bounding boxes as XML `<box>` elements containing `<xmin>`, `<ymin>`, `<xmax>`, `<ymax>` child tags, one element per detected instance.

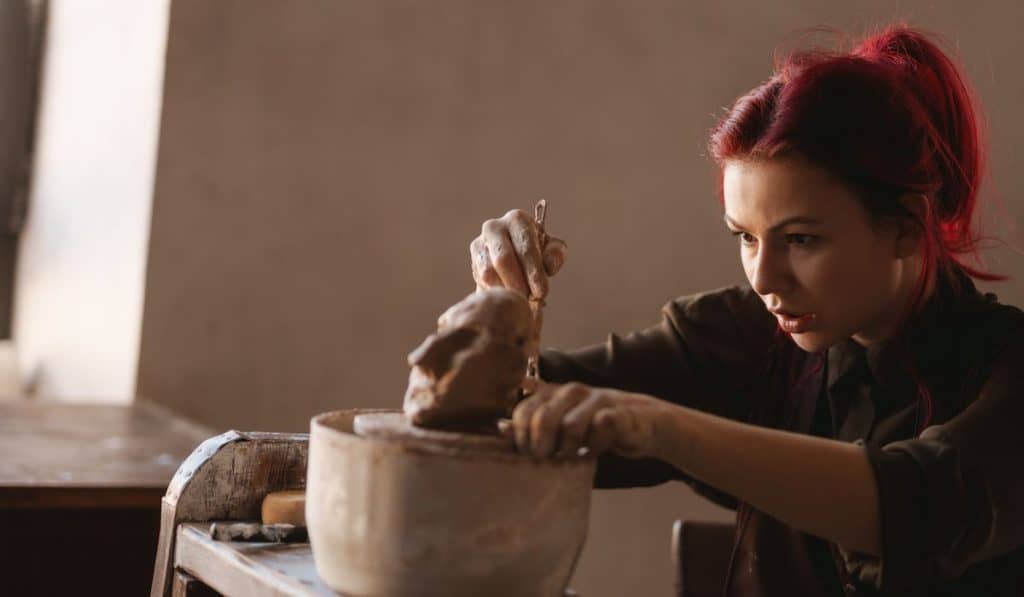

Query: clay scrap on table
<box><xmin>403</xmin><ymin>288</ymin><xmax>534</xmax><ymax>429</ymax></box>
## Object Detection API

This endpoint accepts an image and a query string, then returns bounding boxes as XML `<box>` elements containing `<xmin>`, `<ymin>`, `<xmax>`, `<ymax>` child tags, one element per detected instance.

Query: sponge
<box><xmin>261</xmin><ymin>489</ymin><xmax>306</xmax><ymax>526</ymax></box>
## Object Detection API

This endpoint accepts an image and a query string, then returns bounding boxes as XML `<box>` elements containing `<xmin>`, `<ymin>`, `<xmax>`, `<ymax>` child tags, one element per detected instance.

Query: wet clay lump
<box><xmin>402</xmin><ymin>288</ymin><xmax>533</xmax><ymax>429</ymax></box>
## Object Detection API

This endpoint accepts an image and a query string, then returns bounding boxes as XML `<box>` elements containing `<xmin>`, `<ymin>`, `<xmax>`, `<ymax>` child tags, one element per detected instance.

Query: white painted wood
<box><xmin>176</xmin><ymin>523</ymin><xmax>334</xmax><ymax>597</ymax></box>
<box><xmin>151</xmin><ymin>430</ymin><xmax>308</xmax><ymax>596</ymax></box>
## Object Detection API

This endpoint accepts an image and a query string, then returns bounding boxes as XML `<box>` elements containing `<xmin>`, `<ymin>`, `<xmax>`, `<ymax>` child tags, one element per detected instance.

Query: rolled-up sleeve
<box><xmin>843</xmin><ymin>339</ymin><xmax>1024</xmax><ymax>593</ymax></box>
<box><xmin>538</xmin><ymin>285</ymin><xmax>776</xmax><ymax>495</ymax></box>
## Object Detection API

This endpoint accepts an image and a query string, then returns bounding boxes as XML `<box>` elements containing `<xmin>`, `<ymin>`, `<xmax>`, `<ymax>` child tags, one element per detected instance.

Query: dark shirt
<box><xmin>538</xmin><ymin>270</ymin><xmax>1024</xmax><ymax>596</ymax></box>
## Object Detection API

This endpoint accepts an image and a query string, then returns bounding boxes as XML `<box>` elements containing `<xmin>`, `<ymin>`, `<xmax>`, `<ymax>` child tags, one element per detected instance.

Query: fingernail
<box><xmin>532</xmin><ymin>277</ymin><xmax>548</xmax><ymax>298</ymax></box>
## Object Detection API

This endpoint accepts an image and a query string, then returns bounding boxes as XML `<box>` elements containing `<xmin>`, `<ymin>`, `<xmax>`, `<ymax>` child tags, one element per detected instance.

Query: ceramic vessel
<box><xmin>306</xmin><ymin>409</ymin><xmax>596</xmax><ymax>597</ymax></box>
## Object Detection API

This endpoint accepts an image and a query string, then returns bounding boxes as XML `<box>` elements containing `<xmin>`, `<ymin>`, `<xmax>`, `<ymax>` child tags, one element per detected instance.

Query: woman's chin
<box><xmin>788</xmin><ymin>330</ymin><xmax>835</xmax><ymax>353</ymax></box>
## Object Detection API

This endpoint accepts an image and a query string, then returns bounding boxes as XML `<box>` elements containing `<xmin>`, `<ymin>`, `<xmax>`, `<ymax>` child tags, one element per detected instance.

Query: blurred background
<box><xmin>3</xmin><ymin>1</ymin><xmax>1022</xmax><ymax>595</ymax></box>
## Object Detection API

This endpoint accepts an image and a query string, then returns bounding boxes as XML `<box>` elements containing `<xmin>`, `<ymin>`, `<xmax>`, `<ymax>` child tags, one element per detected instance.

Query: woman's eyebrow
<box><xmin>723</xmin><ymin>214</ymin><xmax>824</xmax><ymax>232</ymax></box>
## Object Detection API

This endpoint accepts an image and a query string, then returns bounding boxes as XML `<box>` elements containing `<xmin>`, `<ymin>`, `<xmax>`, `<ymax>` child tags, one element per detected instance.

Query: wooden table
<box><xmin>0</xmin><ymin>400</ymin><xmax>213</xmax><ymax>595</ymax></box>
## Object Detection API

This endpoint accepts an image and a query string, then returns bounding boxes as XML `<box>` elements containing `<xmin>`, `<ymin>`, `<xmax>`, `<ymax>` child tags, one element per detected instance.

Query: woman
<box><xmin>470</xmin><ymin>26</ymin><xmax>1024</xmax><ymax>596</ymax></box>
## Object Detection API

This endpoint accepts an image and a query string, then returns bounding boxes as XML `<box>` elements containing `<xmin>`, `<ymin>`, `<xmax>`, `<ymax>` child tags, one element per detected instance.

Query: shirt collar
<box><xmin>826</xmin><ymin>267</ymin><xmax>985</xmax><ymax>394</ymax></box>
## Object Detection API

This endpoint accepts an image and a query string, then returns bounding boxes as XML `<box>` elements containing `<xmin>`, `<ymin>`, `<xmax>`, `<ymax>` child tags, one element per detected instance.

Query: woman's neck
<box><xmin>852</xmin><ymin>256</ymin><xmax>936</xmax><ymax>348</ymax></box>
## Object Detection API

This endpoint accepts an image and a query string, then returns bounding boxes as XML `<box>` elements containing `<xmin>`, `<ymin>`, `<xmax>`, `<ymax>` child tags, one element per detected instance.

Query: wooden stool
<box><xmin>150</xmin><ymin>430</ymin><xmax>308</xmax><ymax>596</ymax></box>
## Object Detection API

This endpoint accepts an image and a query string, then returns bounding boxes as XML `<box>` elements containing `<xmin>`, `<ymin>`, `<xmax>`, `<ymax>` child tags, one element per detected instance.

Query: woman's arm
<box><xmin>512</xmin><ymin>382</ymin><xmax>880</xmax><ymax>555</ymax></box>
<box><xmin>534</xmin><ymin>286</ymin><xmax>778</xmax><ymax>495</ymax></box>
<box><xmin>518</xmin><ymin>315</ymin><xmax>1024</xmax><ymax>592</ymax></box>
<box><xmin>658</xmin><ymin>402</ymin><xmax>880</xmax><ymax>554</ymax></box>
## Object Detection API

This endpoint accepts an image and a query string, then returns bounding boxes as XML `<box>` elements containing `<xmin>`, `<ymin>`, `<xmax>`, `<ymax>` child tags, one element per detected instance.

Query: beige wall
<box><xmin>138</xmin><ymin>2</ymin><xmax>1024</xmax><ymax>595</ymax></box>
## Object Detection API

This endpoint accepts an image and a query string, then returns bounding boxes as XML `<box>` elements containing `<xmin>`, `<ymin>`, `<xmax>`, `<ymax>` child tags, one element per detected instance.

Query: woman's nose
<box><xmin>748</xmin><ymin>245</ymin><xmax>790</xmax><ymax>297</ymax></box>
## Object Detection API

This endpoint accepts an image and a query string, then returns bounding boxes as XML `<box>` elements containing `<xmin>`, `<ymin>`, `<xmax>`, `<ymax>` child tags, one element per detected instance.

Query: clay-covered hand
<box><xmin>470</xmin><ymin>209</ymin><xmax>568</xmax><ymax>298</ymax></box>
<box><xmin>509</xmin><ymin>381</ymin><xmax>677</xmax><ymax>459</ymax></box>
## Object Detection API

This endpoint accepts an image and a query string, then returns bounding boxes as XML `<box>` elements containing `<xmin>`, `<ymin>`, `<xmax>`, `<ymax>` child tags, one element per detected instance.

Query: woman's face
<box><xmin>722</xmin><ymin>156</ymin><xmax>913</xmax><ymax>352</ymax></box>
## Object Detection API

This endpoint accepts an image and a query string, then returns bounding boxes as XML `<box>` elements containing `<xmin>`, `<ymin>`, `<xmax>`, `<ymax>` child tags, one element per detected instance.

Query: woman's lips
<box><xmin>775</xmin><ymin>311</ymin><xmax>817</xmax><ymax>333</ymax></box>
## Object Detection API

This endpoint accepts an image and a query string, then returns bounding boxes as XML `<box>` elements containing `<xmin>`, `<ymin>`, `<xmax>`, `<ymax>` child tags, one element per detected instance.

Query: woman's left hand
<box><xmin>508</xmin><ymin>381</ymin><xmax>676</xmax><ymax>459</ymax></box>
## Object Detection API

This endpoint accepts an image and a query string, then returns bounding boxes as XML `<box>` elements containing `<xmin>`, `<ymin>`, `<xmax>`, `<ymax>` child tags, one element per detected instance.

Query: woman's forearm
<box><xmin>655</xmin><ymin>402</ymin><xmax>881</xmax><ymax>555</ymax></box>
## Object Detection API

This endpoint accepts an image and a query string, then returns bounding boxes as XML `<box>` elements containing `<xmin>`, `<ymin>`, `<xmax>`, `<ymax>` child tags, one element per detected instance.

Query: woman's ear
<box><xmin>892</xmin><ymin>193</ymin><xmax>930</xmax><ymax>259</ymax></box>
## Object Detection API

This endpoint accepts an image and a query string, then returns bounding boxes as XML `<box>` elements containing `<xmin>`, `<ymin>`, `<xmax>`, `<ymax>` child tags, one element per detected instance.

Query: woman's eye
<box><xmin>731</xmin><ymin>231</ymin><xmax>756</xmax><ymax>246</ymax></box>
<box><xmin>786</xmin><ymin>233</ymin><xmax>818</xmax><ymax>247</ymax></box>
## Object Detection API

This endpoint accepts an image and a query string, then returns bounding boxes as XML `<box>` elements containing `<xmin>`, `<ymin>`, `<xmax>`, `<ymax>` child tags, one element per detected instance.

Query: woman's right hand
<box><xmin>470</xmin><ymin>209</ymin><xmax>568</xmax><ymax>299</ymax></box>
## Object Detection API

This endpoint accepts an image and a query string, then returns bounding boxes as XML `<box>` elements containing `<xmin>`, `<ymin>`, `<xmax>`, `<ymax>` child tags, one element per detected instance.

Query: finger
<box><xmin>512</xmin><ymin>386</ymin><xmax>551</xmax><ymax>453</ymax></box>
<box><xmin>470</xmin><ymin>238</ymin><xmax>501</xmax><ymax>289</ymax></box>
<box><xmin>542</xmin><ymin>237</ymin><xmax>568</xmax><ymax>277</ymax></box>
<box><xmin>469</xmin><ymin>237</ymin><xmax>485</xmax><ymax>285</ymax></box>
<box><xmin>587</xmin><ymin>408</ymin><xmax>620</xmax><ymax>454</ymax></box>
<box><xmin>558</xmin><ymin>392</ymin><xmax>608</xmax><ymax>455</ymax></box>
<box><xmin>482</xmin><ymin>221</ymin><xmax>530</xmax><ymax>296</ymax></box>
<box><xmin>529</xmin><ymin>383</ymin><xmax>588</xmax><ymax>458</ymax></box>
<box><xmin>506</xmin><ymin>210</ymin><xmax>549</xmax><ymax>299</ymax></box>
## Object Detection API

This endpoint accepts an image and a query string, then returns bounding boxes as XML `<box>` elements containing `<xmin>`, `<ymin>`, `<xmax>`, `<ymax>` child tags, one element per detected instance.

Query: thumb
<box><xmin>542</xmin><ymin>237</ymin><xmax>568</xmax><ymax>277</ymax></box>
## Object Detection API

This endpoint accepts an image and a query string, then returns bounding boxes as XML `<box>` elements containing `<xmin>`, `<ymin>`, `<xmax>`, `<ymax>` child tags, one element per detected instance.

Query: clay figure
<box><xmin>403</xmin><ymin>288</ymin><xmax>533</xmax><ymax>428</ymax></box>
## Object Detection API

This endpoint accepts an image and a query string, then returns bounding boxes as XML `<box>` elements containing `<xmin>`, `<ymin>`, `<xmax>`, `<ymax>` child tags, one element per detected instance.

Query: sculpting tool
<box><xmin>526</xmin><ymin>198</ymin><xmax>548</xmax><ymax>381</ymax></box>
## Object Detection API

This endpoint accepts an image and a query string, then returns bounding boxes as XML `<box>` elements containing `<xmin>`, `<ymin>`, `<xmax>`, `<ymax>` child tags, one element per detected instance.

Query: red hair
<box><xmin>709</xmin><ymin>25</ymin><xmax>1002</xmax><ymax>429</ymax></box>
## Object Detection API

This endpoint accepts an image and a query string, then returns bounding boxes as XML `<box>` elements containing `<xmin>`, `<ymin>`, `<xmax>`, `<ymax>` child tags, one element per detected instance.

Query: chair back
<box><xmin>671</xmin><ymin>518</ymin><xmax>735</xmax><ymax>597</ymax></box>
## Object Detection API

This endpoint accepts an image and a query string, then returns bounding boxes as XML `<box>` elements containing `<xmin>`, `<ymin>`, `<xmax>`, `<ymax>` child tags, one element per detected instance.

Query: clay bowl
<box><xmin>306</xmin><ymin>409</ymin><xmax>596</xmax><ymax>597</ymax></box>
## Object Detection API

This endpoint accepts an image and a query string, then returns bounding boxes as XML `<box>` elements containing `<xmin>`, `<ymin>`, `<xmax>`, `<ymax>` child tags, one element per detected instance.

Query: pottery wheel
<box><xmin>353</xmin><ymin>412</ymin><xmax>516</xmax><ymax>453</ymax></box>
